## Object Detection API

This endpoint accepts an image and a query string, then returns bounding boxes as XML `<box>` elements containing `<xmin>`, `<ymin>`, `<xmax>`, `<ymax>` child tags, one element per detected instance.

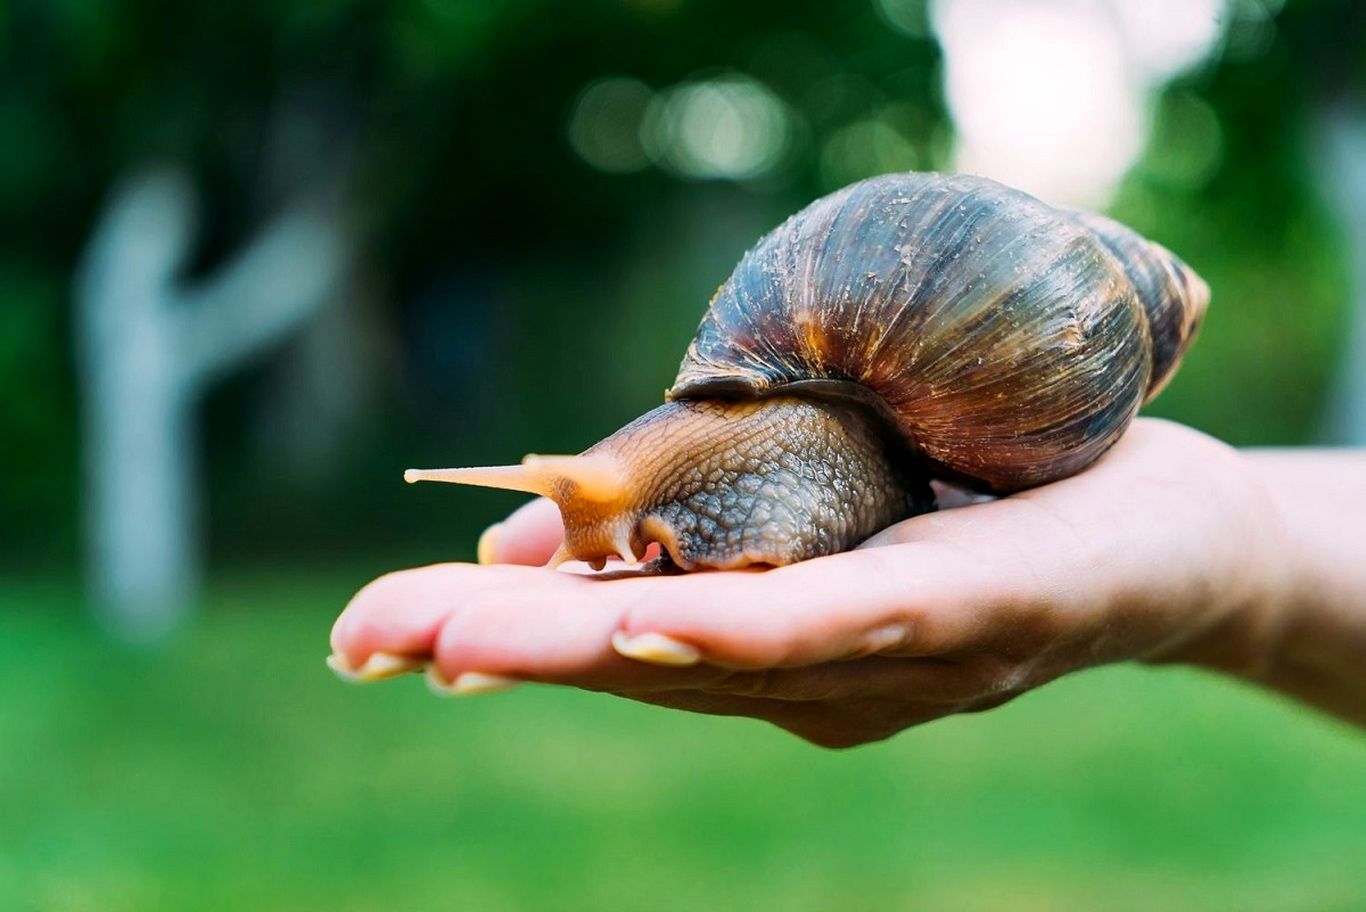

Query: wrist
<box><xmin>1146</xmin><ymin>441</ymin><xmax>1366</xmax><ymax>724</ymax></box>
<box><xmin>1143</xmin><ymin>449</ymin><xmax>1298</xmax><ymax>681</ymax></box>
<box><xmin>1146</xmin><ymin>586</ymin><xmax>1288</xmax><ymax>681</ymax></box>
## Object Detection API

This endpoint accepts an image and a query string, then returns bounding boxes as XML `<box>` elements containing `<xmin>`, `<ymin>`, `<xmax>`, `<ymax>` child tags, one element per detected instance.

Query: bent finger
<box><xmin>704</xmin><ymin>654</ymin><xmax>994</xmax><ymax>705</ymax></box>
<box><xmin>333</xmin><ymin>563</ymin><xmax>755</xmax><ymax>693</ymax></box>
<box><xmin>619</xmin><ymin>690</ymin><xmax>938</xmax><ymax>749</ymax></box>
<box><xmin>480</xmin><ymin>497</ymin><xmax>563</xmax><ymax>566</ymax></box>
<box><xmin>614</xmin><ymin>545</ymin><xmax>988</xmax><ymax>670</ymax></box>
<box><xmin>617</xmin><ymin>689</ymin><xmax>828</xmax><ymax>733</ymax></box>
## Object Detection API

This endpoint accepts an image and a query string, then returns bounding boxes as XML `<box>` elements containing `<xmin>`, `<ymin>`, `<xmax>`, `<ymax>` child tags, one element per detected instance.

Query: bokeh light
<box><xmin>874</xmin><ymin>0</ymin><xmax>933</xmax><ymax>37</ymax></box>
<box><xmin>642</xmin><ymin>73</ymin><xmax>793</xmax><ymax>181</ymax></box>
<box><xmin>818</xmin><ymin>107</ymin><xmax>922</xmax><ymax>191</ymax></box>
<box><xmin>566</xmin><ymin>76</ymin><xmax>655</xmax><ymax>174</ymax></box>
<box><xmin>1141</xmin><ymin>90</ymin><xmax>1225</xmax><ymax>190</ymax></box>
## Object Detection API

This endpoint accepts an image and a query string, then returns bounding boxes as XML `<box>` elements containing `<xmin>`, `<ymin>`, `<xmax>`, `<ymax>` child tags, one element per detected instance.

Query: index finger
<box><xmin>331</xmin><ymin>535</ymin><xmax>990</xmax><ymax>698</ymax></box>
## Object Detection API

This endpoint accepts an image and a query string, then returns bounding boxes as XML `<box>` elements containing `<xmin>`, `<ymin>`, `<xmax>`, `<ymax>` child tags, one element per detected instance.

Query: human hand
<box><xmin>329</xmin><ymin>418</ymin><xmax>1290</xmax><ymax>748</ymax></box>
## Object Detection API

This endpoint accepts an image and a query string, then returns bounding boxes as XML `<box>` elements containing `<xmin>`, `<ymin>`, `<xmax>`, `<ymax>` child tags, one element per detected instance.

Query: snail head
<box><xmin>405</xmin><ymin>451</ymin><xmax>639</xmax><ymax>570</ymax></box>
<box><xmin>404</xmin><ymin>398</ymin><xmax>928</xmax><ymax>572</ymax></box>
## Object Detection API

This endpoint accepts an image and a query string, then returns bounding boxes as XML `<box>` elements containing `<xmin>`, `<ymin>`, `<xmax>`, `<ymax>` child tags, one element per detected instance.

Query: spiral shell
<box><xmin>668</xmin><ymin>173</ymin><xmax>1208</xmax><ymax>493</ymax></box>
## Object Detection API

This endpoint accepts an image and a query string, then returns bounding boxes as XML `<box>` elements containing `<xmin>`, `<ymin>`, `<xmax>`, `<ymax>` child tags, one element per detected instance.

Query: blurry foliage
<box><xmin>1114</xmin><ymin>6</ymin><xmax>1357</xmax><ymax>444</ymax></box>
<box><xmin>0</xmin><ymin>0</ymin><xmax>1361</xmax><ymax>569</ymax></box>
<box><xmin>0</xmin><ymin>269</ymin><xmax>75</xmax><ymax>561</ymax></box>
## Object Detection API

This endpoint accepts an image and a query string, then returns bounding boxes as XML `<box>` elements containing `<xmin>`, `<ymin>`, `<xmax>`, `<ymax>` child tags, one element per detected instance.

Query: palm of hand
<box><xmin>331</xmin><ymin>419</ymin><xmax>1282</xmax><ymax>747</ymax></box>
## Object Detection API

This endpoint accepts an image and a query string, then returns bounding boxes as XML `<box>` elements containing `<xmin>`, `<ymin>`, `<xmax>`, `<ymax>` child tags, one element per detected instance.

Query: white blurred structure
<box><xmin>74</xmin><ymin>170</ymin><xmax>349</xmax><ymax>638</ymax></box>
<box><xmin>929</xmin><ymin>0</ymin><xmax>1366</xmax><ymax>443</ymax></box>
<box><xmin>1319</xmin><ymin>104</ymin><xmax>1366</xmax><ymax>445</ymax></box>
<box><xmin>929</xmin><ymin>0</ymin><xmax>1225</xmax><ymax>207</ymax></box>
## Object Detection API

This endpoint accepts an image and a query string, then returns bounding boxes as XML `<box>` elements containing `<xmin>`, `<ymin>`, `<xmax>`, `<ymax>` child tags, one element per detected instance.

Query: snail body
<box><xmin>408</xmin><ymin>173</ymin><xmax>1207</xmax><ymax>571</ymax></box>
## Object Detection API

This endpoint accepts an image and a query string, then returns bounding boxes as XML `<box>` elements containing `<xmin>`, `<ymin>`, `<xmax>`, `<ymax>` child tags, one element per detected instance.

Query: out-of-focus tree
<box><xmin>74</xmin><ymin>165</ymin><xmax>349</xmax><ymax>637</ymax></box>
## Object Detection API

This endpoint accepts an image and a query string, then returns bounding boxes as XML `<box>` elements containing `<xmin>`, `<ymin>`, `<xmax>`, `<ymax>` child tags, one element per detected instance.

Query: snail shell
<box><xmin>671</xmin><ymin>172</ymin><xmax>1207</xmax><ymax>493</ymax></box>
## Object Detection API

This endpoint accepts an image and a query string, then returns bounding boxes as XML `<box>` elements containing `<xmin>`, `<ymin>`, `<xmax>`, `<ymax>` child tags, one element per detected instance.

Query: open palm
<box><xmin>330</xmin><ymin>418</ymin><xmax>1286</xmax><ymax>747</ymax></box>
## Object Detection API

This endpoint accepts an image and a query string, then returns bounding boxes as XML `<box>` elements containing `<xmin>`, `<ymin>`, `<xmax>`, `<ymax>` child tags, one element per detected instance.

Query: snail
<box><xmin>406</xmin><ymin>173</ymin><xmax>1207</xmax><ymax>571</ymax></box>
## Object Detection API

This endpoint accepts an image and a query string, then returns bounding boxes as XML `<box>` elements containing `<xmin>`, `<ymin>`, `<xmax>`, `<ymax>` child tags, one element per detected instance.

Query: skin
<box><xmin>329</xmin><ymin>419</ymin><xmax>1366</xmax><ymax>748</ymax></box>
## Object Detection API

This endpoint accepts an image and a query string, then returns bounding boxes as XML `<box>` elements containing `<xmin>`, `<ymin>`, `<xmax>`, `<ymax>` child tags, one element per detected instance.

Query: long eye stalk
<box><xmin>404</xmin><ymin>454</ymin><xmax>626</xmax><ymax>503</ymax></box>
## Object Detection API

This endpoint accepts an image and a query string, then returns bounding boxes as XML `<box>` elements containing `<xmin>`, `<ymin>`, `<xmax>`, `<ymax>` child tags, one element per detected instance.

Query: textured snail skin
<box><xmin>559</xmin><ymin>397</ymin><xmax>932</xmax><ymax>570</ymax></box>
<box><xmin>408</xmin><ymin>173</ymin><xmax>1207</xmax><ymax>571</ymax></box>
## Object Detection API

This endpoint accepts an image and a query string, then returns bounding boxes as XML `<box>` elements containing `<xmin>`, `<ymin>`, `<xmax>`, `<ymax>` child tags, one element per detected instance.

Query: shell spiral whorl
<box><xmin>669</xmin><ymin>173</ymin><xmax>1208</xmax><ymax>494</ymax></box>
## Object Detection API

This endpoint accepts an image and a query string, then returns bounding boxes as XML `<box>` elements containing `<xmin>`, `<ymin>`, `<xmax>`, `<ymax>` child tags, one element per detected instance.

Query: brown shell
<box><xmin>668</xmin><ymin>173</ymin><xmax>1208</xmax><ymax>493</ymax></box>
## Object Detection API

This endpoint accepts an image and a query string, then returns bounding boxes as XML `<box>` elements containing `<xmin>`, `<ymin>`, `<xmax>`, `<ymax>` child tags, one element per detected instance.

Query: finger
<box><xmin>613</xmin><ymin>544</ymin><xmax>992</xmax><ymax>670</ymax></box>
<box><xmin>479</xmin><ymin>498</ymin><xmax>563</xmax><ymax>566</ymax></box>
<box><xmin>701</xmin><ymin>654</ymin><xmax>996</xmax><ymax>705</ymax></box>
<box><xmin>618</xmin><ymin>689</ymin><xmax>942</xmax><ymax>749</ymax></box>
<box><xmin>429</xmin><ymin>573</ymin><xmax>732</xmax><ymax>692</ymax></box>
<box><xmin>340</xmin><ymin>563</ymin><xmax>729</xmax><ymax>692</ymax></box>
<box><xmin>339</xmin><ymin>519</ymin><xmax>1029</xmax><ymax>691</ymax></box>
<box><xmin>424</xmin><ymin>573</ymin><xmax>1003</xmax><ymax>703</ymax></box>
<box><xmin>329</xmin><ymin>562</ymin><xmax>645</xmax><ymax>673</ymax></box>
<box><xmin>615</xmin><ymin>689</ymin><xmax>828</xmax><ymax>733</ymax></box>
<box><xmin>330</xmin><ymin>563</ymin><xmax>523</xmax><ymax>666</ymax></box>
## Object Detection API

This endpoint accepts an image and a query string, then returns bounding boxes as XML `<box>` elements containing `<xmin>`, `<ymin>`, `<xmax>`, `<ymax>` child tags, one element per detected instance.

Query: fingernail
<box><xmin>476</xmin><ymin>522</ymin><xmax>502</xmax><ymax>565</ymax></box>
<box><xmin>611</xmin><ymin>631</ymin><xmax>702</xmax><ymax>667</ymax></box>
<box><xmin>326</xmin><ymin>653</ymin><xmax>357</xmax><ymax>680</ymax></box>
<box><xmin>426</xmin><ymin>665</ymin><xmax>521</xmax><ymax>696</ymax></box>
<box><xmin>862</xmin><ymin>622</ymin><xmax>912</xmax><ymax>655</ymax></box>
<box><xmin>327</xmin><ymin>650</ymin><xmax>426</xmax><ymax>682</ymax></box>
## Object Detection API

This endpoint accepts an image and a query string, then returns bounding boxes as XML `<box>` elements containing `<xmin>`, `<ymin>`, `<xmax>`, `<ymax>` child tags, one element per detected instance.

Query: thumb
<box><xmin>477</xmin><ymin>497</ymin><xmax>564</xmax><ymax>565</ymax></box>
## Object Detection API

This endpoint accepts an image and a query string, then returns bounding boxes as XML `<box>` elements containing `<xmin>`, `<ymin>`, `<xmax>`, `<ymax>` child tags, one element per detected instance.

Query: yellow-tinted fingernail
<box><xmin>453</xmin><ymin>671</ymin><xmax>521</xmax><ymax>694</ymax></box>
<box><xmin>611</xmin><ymin>631</ymin><xmax>702</xmax><ymax>667</ymax></box>
<box><xmin>862</xmin><ymin>622</ymin><xmax>912</xmax><ymax>655</ymax></box>
<box><xmin>326</xmin><ymin>653</ymin><xmax>357</xmax><ymax>680</ymax></box>
<box><xmin>359</xmin><ymin>651</ymin><xmax>427</xmax><ymax>680</ymax></box>
<box><xmin>329</xmin><ymin>650</ymin><xmax>426</xmax><ymax>682</ymax></box>
<box><xmin>477</xmin><ymin>523</ymin><xmax>502</xmax><ymax>565</ymax></box>
<box><xmin>426</xmin><ymin>665</ymin><xmax>521</xmax><ymax>696</ymax></box>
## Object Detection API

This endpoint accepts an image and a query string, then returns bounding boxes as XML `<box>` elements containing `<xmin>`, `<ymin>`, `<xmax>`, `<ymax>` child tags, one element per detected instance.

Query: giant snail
<box><xmin>406</xmin><ymin>173</ymin><xmax>1207</xmax><ymax>571</ymax></box>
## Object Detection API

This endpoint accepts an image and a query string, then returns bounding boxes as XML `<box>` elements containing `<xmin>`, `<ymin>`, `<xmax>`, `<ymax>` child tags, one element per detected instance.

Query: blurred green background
<box><xmin>2</xmin><ymin>0</ymin><xmax>1364</xmax><ymax>909</ymax></box>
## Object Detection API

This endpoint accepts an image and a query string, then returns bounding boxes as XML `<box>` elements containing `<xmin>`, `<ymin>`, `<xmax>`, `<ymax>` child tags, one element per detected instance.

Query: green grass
<box><xmin>1</xmin><ymin>574</ymin><xmax>1363</xmax><ymax>911</ymax></box>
